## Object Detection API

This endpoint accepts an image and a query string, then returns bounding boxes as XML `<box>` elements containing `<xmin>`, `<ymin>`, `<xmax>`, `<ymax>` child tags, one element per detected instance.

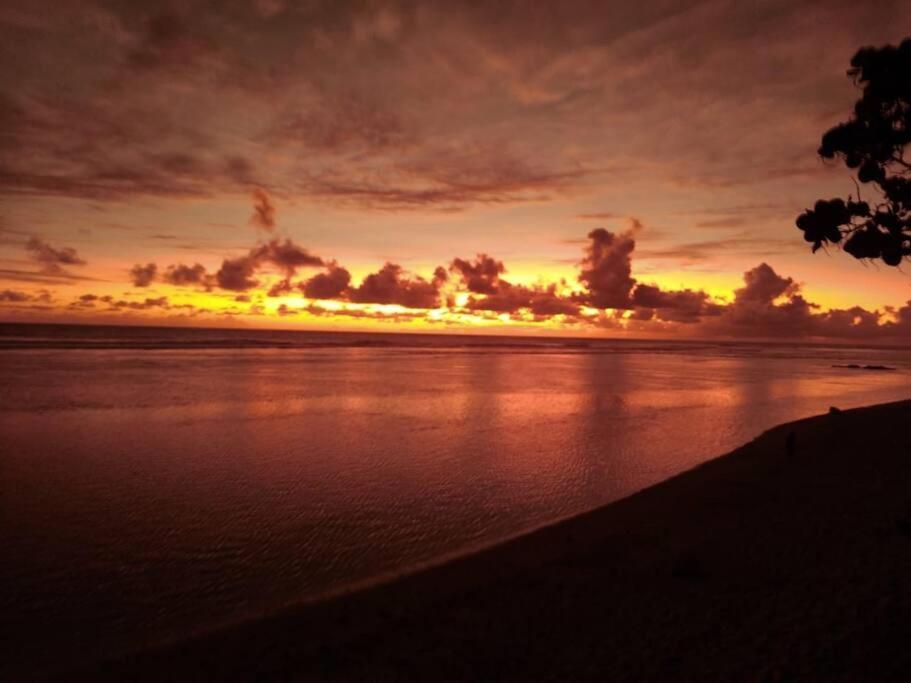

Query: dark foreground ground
<box><xmin>59</xmin><ymin>400</ymin><xmax>911</xmax><ymax>681</ymax></box>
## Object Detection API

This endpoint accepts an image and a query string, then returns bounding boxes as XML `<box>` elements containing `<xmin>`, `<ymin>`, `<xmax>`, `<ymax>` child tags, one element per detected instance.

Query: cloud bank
<box><xmin>58</xmin><ymin>223</ymin><xmax>903</xmax><ymax>340</ymax></box>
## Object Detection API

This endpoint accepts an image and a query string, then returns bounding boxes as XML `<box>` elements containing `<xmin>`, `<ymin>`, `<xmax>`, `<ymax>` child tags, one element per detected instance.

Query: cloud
<box><xmin>631</xmin><ymin>284</ymin><xmax>721</xmax><ymax>323</ymax></box>
<box><xmin>577</xmin><ymin>227</ymin><xmax>637</xmax><ymax>309</ymax></box>
<box><xmin>215</xmin><ymin>238</ymin><xmax>322</xmax><ymax>291</ymax></box>
<box><xmin>697</xmin><ymin>262</ymin><xmax>911</xmax><ymax>339</ymax></box>
<box><xmin>2</xmin><ymin>0</ymin><xmax>909</xmax><ymax>224</ymax></box>
<box><xmin>25</xmin><ymin>237</ymin><xmax>86</xmax><ymax>274</ymax></box>
<box><xmin>348</xmin><ymin>262</ymin><xmax>442</xmax><ymax>308</ymax></box>
<box><xmin>735</xmin><ymin>263</ymin><xmax>798</xmax><ymax>304</ymax></box>
<box><xmin>215</xmin><ymin>253</ymin><xmax>260</xmax><ymax>291</ymax></box>
<box><xmin>301</xmin><ymin>262</ymin><xmax>352</xmax><ymax>300</ymax></box>
<box><xmin>255</xmin><ymin>238</ymin><xmax>322</xmax><ymax>275</ymax></box>
<box><xmin>163</xmin><ymin>262</ymin><xmax>210</xmax><ymax>287</ymax></box>
<box><xmin>0</xmin><ymin>289</ymin><xmax>31</xmax><ymax>302</ymax></box>
<box><xmin>272</xmin><ymin>95</ymin><xmax>411</xmax><ymax>156</ymax></box>
<box><xmin>250</xmin><ymin>188</ymin><xmax>276</xmax><ymax>231</ymax></box>
<box><xmin>267</xmin><ymin>278</ymin><xmax>293</xmax><ymax>297</ymax></box>
<box><xmin>125</xmin><ymin>10</ymin><xmax>217</xmax><ymax>73</ymax></box>
<box><xmin>124</xmin><ymin>240</ymin><xmax>323</xmax><ymax>293</ymax></box>
<box><xmin>129</xmin><ymin>262</ymin><xmax>157</xmax><ymax>286</ymax></box>
<box><xmin>447</xmin><ymin>250</ymin><xmax>580</xmax><ymax>316</ymax></box>
<box><xmin>449</xmin><ymin>254</ymin><xmax>505</xmax><ymax>294</ymax></box>
<box><xmin>636</xmin><ymin>235</ymin><xmax>797</xmax><ymax>263</ymax></box>
<box><xmin>0</xmin><ymin>288</ymin><xmax>52</xmax><ymax>303</ymax></box>
<box><xmin>300</xmin><ymin>147</ymin><xmax>592</xmax><ymax>211</ymax></box>
<box><xmin>465</xmin><ymin>282</ymin><xmax>580</xmax><ymax>316</ymax></box>
<box><xmin>224</xmin><ymin>156</ymin><xmax>256</xmax><ymax>184</ymax></box>
<box><xmin>101</xmin><ymin>296</ymin><xmax>171</xmax><ymax>311</ymax></box>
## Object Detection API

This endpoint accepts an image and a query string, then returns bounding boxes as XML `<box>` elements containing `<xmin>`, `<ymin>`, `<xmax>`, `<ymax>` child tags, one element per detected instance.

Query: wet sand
<box><xmin>62</xmin><ymin>399</ymin><xmax>911</xmax><ymax>681</ymax></box>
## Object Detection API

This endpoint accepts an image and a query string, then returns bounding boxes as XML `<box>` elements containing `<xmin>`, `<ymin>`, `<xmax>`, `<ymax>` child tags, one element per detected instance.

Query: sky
<box><xmin>1</xmin><ymin>0</ymin><xmax>910</xmax><ymax>340</ymax></box>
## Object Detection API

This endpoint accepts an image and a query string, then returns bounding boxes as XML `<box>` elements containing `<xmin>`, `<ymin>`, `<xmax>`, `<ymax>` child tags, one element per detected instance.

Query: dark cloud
<box><xmin>577</xmin><ymin>228</ymin><xmax>637</xmax><ymax>309</ymax></box>
<box><xmin>0</xmin><ymin>288</ymin><xmax>52</xmax><ymax>303</ymax></box>
<box><xmin>250</xmin><ymin>188</ymin><xmax>276</xmax><ymax>231</ymax></box>
<box><xmin>301</xmin><ymin>262</ymin><xmax>352</xmax><ymax>300</ymax></box>
<box><xmin>153</xmin><ymin>152</ymin><xmax>204</xmax><ymax>176</ymax></box>
<box><xmin>301</xmin><ymin>151</ymin><xmax>591</xmax><ymax>211</ymax></box>
<box><xmin>25</xmin><ymin>237</ymin><xmax>86</xmax><ymax>274</ymax></box>
<box><xmin>124</xmin><ymin>240</ymin><xmax>322</xmax><ymax>293</ymax></box>
<box><xmin>129</xmin><ymin>262</ymin><xmax>157</xmax><ymax>286</ymax></box>
<box><xmin>267</xmin><ymin>278</ymin><xmax>293</xmax><ymax>297</ymax></box>
<box><xmin>0</xmin><ymin>267</ymin><xmax>101</xmax><ymax>284</ymax></box>
<box><xmin>466</xmin><ymin>282</ymin><xmax>580</xmax><ymax>316</ymax></box>
<box><xmin>449</xmin><ymin>254</ymin><xmax>505</xmax><ymax>294</ymax></box>
<box><xmin>214</xmin><ymin>238</ymin><xmax>322</xmax><ymax>291</ymax></box>
<box><xmin>815</xmin><ymin>306</ymin><xmax>885</xmax><ymax>339</ymax></box>
<box><xmin>882</xmin><ymin>302</ymin><xmax>911</xmax><ymax>337</ymax></box>
<box><xmin>125</xmin><ymin>10</ymin><xmax>216</xmax><ymax>73</ymax></box>
<box><xmin>527</xmin><ymin>286</ymin><xmax>581</xmax><ymax>317</ymax></box>
<box><xmin>735</xmin><ymin>263</ymin><xmax>797</xmax><ymax>304</ymax></box>
<box><xmin>67</xmin><ymin>292</ymin><xmax>108</xmax><ymax>309</ymax></box>
<box><xmin>464</xmin><ymin>281</ymin><xmax>532</xmax><ymax>313</ymax></box>
<box><xmin>105</xmin><ymin>296</ymin><xmax>170</xmax><ymax>311</ymax></box>
<box><xmin>631</xmin><ymin>284</ymin><xmax>722</xmax><ymax>324</ymax></box>
<box><xmin>447</xmin><ymin>250</ymin><xmax>579</xmax><ymax>316</ymax></box>
<box><xmin>1</xmin><ymin>0</ymin><xmax>909</xmax><ymax>221</ymax></box>
<box><xmin>348</xmin><ymin>262</ymin><xmax>441</xmax><ymax>308</ymax></box>
<box><xmin>699</xmin><ymin>263</ymin><xmax>911</xmax><ymax>339</ymax></box>
<box><xmin>273</xmin><ymin>96</ymin><xmax>410</xmax><ymax>155</ymax></box>
<box><xmin>0</xmin><ymin>289</ymin><xmax>31</xmax><ymax>302</ymax></box>
<box><xmin>224</xmin><ymin>156</ymin><xmax>256</xmax><ymax>184</ymax></box>
<box><xmin>254</xmin><ymin>238</ymin><xmax>322</xmax><ymax>275</ymax></box>
<box><xmin>163</xmin><ymin>263</ymin><xmax>210</xmax><ymax>287</ymax></box>
<box><xmin>215</xmin><ymin>253</ymin><xmax>260</xmax><ymax>291</ymax></box>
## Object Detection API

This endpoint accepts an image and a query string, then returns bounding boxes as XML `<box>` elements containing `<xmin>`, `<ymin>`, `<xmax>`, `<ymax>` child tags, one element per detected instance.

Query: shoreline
<box><xmin>4</xmin><ymin>320</ymin><xmax>911</xmax><ymax>352</ymax></box>
<box><xmin>56</xmin><ymin>399</ymin><xmax>911</xmax><ymax>680</ymax></box>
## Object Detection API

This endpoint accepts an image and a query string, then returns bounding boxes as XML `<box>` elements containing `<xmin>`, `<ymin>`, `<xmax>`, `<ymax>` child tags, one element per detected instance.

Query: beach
<box><xmin>64</xmin><ymin>398</ymin><xmax>911</xmax><ymax>681</ymax></box>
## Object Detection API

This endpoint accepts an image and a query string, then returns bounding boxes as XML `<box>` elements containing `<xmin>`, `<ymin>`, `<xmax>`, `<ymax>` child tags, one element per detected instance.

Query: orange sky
<box><xmin>1</xmin><ymin>1</ymin><xmax>910</xmax><ymax>340</ymax></box>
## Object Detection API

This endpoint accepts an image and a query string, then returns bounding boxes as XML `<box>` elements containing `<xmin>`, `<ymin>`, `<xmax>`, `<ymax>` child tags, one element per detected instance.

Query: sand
<box><xmin>60</xmin><ymin>399</ymin><xmax>911</xmax><ymax>681</ymax></box>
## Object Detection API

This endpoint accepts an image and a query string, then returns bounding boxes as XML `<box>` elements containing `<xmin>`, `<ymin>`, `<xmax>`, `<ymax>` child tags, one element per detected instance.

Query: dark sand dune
<box><xmin>64</xmin><ymin>400</ymin><xmax>911</xmax><ymax>682</ymax></box>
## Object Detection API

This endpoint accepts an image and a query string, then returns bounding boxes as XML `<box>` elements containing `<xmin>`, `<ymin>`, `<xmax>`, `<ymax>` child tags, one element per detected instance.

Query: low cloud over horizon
<box><xmin>4</xmin><ymin>209</ymin><xmax>910</xmax><ymax>340</ymax></box>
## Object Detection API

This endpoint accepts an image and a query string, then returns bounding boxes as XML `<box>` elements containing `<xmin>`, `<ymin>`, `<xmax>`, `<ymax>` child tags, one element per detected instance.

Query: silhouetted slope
<box><xmin>67</xmin><ymin>400</ymin><xmax>911</xmax><ymax>682</ymax></box>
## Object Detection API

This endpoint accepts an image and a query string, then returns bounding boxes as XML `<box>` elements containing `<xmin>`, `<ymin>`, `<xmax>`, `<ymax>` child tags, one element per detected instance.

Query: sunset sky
<box><xmin>2</xmin><ymin>0</ymin><xmax>910</xmax><ymax>339</ymax></box>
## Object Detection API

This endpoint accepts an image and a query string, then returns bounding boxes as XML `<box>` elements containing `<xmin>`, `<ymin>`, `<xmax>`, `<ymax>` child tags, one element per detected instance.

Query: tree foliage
<box><xmin>796</xmin><ymin>38</ymin><xmax>911</xmax><ymax>266</ymax></box>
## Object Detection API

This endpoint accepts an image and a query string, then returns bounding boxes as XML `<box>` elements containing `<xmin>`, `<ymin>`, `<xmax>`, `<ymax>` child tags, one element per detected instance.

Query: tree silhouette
<box><xmin>796</xmin><ymin>38</ymin><xmax>911</xmax><ymax>266</ymax></box>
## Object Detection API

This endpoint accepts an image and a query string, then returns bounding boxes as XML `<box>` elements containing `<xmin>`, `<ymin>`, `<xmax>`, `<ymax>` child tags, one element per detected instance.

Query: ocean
<box><xmin>2</xmin><ymin>323</ymin><xmax>909</xmax><ymax>676</ymax></box>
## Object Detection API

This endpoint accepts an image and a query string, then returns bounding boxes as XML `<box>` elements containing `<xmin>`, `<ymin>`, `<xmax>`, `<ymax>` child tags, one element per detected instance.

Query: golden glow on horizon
<box><xmin>1</xmin><ymin>262</ymin><xmax>904</xmax><ymax>340</ymax></box>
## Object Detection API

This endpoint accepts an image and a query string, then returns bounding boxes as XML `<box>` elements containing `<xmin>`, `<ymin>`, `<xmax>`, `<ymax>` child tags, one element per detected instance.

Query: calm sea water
<box><xmin>2</xmin><ymin>323</ymin><xmax>910</xmax><ymax>676</ymax></box>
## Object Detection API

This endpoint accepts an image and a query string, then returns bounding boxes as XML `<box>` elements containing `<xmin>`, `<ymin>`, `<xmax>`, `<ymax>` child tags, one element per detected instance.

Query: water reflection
<box><xmin>1</xmin><ymin>346</ymin><xmax>910</xmax><ymax>676</ymax></box>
